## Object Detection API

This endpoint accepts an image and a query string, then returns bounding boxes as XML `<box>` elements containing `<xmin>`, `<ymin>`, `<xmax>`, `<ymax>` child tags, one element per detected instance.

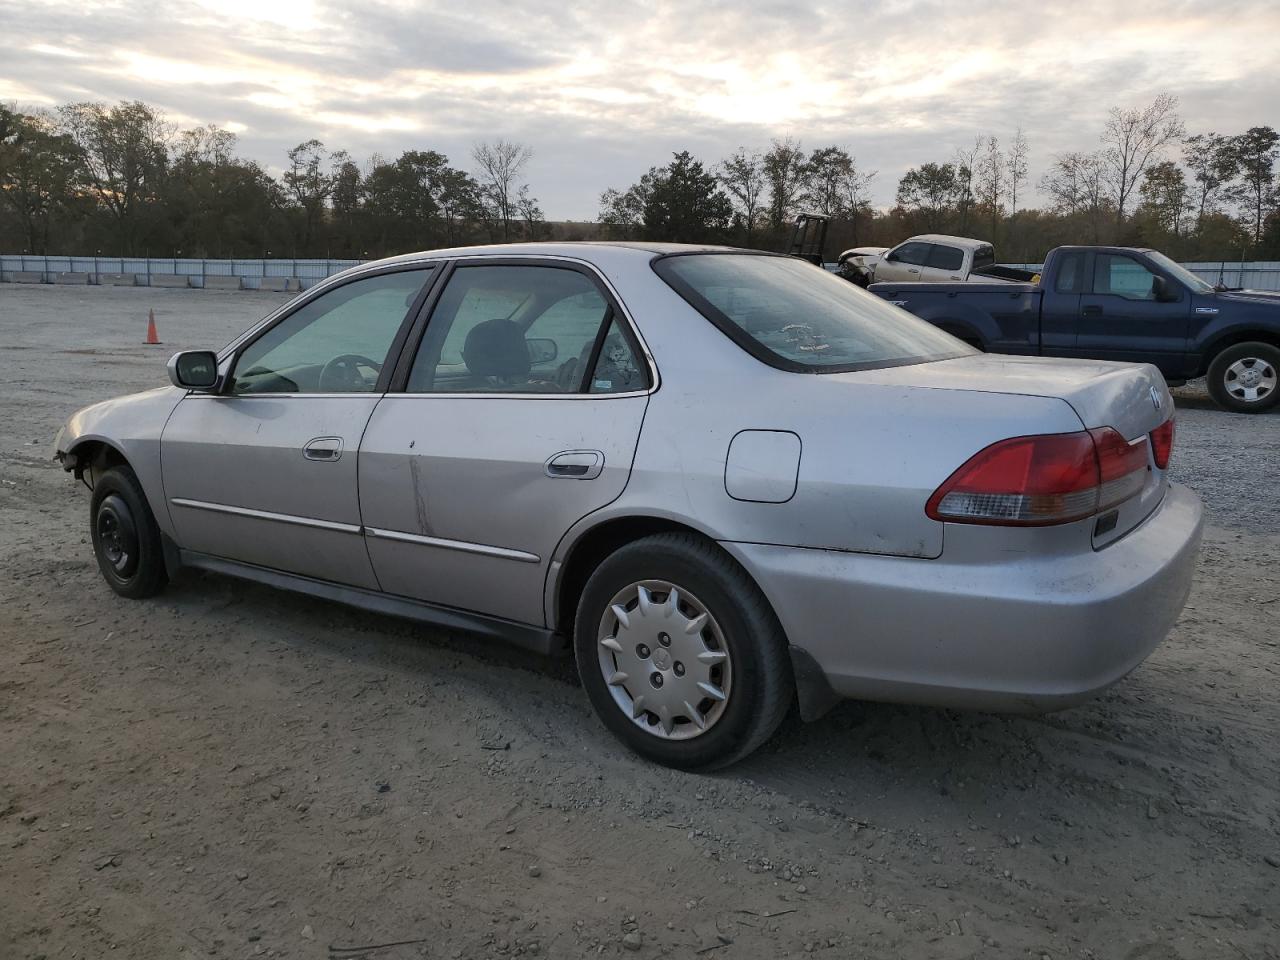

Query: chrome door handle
<box><xmin>303</xmin><ymin>437</ymin><xmax>343</xmax><ymax>461</ymax></box>
<box><xmin>545</xmin><ymin>450</ymin><xmax>604</xmax><ymax>479</ymax></box>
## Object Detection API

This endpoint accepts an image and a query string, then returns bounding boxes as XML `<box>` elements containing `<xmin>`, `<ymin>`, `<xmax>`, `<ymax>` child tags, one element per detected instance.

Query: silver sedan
<box><xmin>55</xmin><ymin>243</ymin><xmax>1203</xmax><ymax>769</ymax></box>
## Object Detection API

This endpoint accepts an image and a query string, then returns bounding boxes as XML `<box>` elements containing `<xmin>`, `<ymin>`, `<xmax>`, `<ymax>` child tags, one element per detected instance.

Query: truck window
<box><xmin>1054</xmin><ymin>252</ymin><xmax>1087</xmax><ymax>293</ymax></box>
<box><xmin>926</xmin><ymin>245</ymin><xmax>964</xmax><ymax>271</ymax></box>
<box><xmin>892</xmin><ymin>242</ymin><xmax>932</xmax><ymax>266</ymax></box>
<box><xmin>971</xmin><ymin>246</ymin><xmax>996</xmax><ymax>271</ymax></box>
<box><xmin>1093</xmin><ymin>254</ymin><xmax>1157</xmax><ymax>300</ymax></box>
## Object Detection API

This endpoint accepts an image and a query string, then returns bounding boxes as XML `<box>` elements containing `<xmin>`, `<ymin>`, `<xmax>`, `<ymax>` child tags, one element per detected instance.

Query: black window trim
<box><xmin>387</xmin><ymin>255</ymin><xmax>656</xmax><ymax>398</ymax></box>
<box><xmin>651</xmin><ymin>250</ymin><xmax>973</xmax><ymax>375</ymax></box>
<box><xmin>213</xmin><ymin>261</ymin><xmax>443</xmax><ymax>396</ymax></box>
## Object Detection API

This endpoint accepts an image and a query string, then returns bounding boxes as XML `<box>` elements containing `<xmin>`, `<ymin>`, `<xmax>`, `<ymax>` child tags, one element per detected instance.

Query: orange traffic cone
<box><xmin>145</xmin><ymin>308</ymin><xmax>162</xmax><ymax>345</ymax></box>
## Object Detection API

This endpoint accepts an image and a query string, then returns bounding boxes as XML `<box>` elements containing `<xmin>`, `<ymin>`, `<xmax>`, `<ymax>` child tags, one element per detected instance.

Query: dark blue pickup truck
<box><xmin>870</xmin><ymin>245</ymin><xmax>1280</xmax><ymax>412</ymax></box>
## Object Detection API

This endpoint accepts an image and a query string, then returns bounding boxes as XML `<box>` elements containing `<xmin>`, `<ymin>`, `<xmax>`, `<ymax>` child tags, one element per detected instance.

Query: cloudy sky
<box><xmin>1</xmin><ymin>0</ymin><xmax>1277</xmax><ymax>219</ymax></box>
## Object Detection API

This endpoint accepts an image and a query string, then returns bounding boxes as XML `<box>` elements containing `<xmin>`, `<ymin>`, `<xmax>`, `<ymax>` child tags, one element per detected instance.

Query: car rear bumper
<box><xmin>722</xmin><ymin>483</ymin><xmax>1203</xmax><ymax>715</ymax></box>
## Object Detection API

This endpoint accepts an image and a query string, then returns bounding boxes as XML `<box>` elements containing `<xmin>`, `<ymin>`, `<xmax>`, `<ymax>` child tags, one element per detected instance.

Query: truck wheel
<box><xmin>1207</xmin><ymin>342</ymin><xmax>1280</xmax><ymax>413</ymax></box>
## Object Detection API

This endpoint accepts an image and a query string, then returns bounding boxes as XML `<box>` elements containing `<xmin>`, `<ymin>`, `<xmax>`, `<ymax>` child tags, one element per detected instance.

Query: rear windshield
<box><xmin>653</xmin><ymin>253</ymin><xmax>974</xmax><ymax>373</ymax></box>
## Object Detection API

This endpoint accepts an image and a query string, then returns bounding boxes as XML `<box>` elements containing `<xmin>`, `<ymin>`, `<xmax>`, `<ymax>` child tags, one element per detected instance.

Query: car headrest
<box><xmin>462</xmin><ymin>319</ymin><xmax>530</xmax><ymax>379</ymax></box>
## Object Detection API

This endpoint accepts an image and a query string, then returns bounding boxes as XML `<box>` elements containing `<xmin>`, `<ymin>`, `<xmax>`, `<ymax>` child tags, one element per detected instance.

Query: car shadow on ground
<box><xmin>169</xmin><ymin>565</ymin><xmax>1164</xmax><ymax>811</ymax></box>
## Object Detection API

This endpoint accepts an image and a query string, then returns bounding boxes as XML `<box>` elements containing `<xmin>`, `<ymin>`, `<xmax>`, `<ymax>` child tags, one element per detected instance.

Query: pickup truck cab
<box><xmin>871</xmin><ymin>245</ymin><xmax>1280</xmax><ymax>412</ymax></box>
<box><xmin>870</xmin><ymin>234</ymin><xmax>1035</xmax><ymax>284</ymax></box>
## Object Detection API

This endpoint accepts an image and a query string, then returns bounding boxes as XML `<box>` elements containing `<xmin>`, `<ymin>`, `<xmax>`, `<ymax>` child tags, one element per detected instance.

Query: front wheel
<box><xmin>90</xmin><ymin>465</ymin><xmax>168</xmax><ymax>599</ymax></box>
<box><xmin>574</xmin><ymin>533</ymin><xmax>792</xmax><ymax>770</ymax></box>
<box><xmin>1207</xmin><ymin>342</ymin><xmax>1280</xmax><ymax>413</ymax></box>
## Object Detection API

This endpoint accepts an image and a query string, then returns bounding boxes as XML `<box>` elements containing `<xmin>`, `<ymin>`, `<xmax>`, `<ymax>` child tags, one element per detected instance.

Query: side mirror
<box><xmin>168</xmin><ymin>350</ymin><xmax>220</xmax><ymax>391</ymax></box>
<box><xmin>1152</xmin><ymin>275</ymin><xmax>1180</xmax><ymax>303</ymax></box>
<box><xmin>526</xmin><ymin>338</ymin><xmax>558</xmax><ymax>365</ymax></box>
<box><xmin>885</xmin><ymin>250</ymin><xmax>901</xmax><ymax>262</ymax></box>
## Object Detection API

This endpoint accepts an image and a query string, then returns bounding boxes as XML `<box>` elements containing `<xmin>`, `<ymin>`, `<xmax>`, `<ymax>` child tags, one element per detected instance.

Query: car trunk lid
<box><xmin>835</xmin><ymin>354</ymin><xmax>1174</xmax><ymax>548</ymax></box>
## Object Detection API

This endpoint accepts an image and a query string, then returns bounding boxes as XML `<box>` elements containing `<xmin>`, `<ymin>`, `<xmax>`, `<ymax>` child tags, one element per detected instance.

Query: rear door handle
<box><xmin>303</xmin><ymin>437</ymin><xmax>343</xmax><ymax>461</ymax></box>
<box><xmin>545</xmin><ymin>450</ymin><xmax>604</xmax><ymax>479</ymax></box>
<box><xmin>907</xmin><ymin>268</ymin><xmax>920</xmax><ymax>275</ymax></box>
<box><xmin>1082</xmin><ymin>305</ymin><xmax>1103</xmax><ymax>317</ymax></box>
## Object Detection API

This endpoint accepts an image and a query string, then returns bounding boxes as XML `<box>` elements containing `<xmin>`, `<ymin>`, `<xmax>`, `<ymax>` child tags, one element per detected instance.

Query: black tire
<box><xmin>1206</xmin><ymin>341</ymin><xmax>1280</xmax><ymax>413</ymax></box>
<box><xmin>90</xmin><ymin>465</ymin><xmax>168</xmax><ymax>599</ymax></box>
<box><xmin>573</xmin><ymin>533</ymin><xmax>793</xmax><ymax>770</ymax></box>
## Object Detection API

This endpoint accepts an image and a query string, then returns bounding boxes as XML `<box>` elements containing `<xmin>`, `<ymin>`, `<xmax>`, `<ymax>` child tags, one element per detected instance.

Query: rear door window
<box><xmin>926</xmin><ymin>245</ymin><xmax>964</xmax><ymax>271</ymax></box>
<box><xmin>654</xmin><ymin>253</ymin><xmax>973</xmax><ymax>373</ymax></box>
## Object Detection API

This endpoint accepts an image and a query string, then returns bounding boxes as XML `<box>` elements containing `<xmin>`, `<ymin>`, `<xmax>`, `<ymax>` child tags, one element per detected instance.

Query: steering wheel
<box><xmin>318</xmin><ymin>354</ymin><xmax>381</xmax><ymax>392</ymax></box>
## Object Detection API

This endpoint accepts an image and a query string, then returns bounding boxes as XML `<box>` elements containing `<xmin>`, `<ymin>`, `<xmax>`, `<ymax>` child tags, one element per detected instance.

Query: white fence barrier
<box><xmin>0</xmin><ymin>256</ymin><xmax>363</xmax><ymax>290</ymax></box>
<box><xmin>5</xmin><ymin>254</ymin><xmax>1280</xmax><ymax>292</ymax></box>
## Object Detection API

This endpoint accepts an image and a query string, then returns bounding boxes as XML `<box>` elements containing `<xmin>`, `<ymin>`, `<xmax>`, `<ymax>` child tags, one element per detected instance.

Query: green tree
<box><xmin>895</xmin><ymin>162</ymin><xmax>962</xmax><ymax>231</ymax></box>
<box><xmin>1225</xmin><ymin>126</ymin><xmax>1279</xmax><ymax>246</ymax></box>
<box><xmin>0</xmin><ymin>107</ymin><xmax>84</xmax><ymax>253</ymax></box>
<box><xmin>1138</xmin><ymin>160</ymin><xmax>1191</xmax><ymax>237</ymax></box>
<box><xmin>762</xmin><ymin>138</ymin><xmax>808</xmax><ymax>237</ymax></box>
<box><xmin>283</xmin><ymin>139</ymin><xmax>349</xmax><ymax>253</ymax></box>
<box><xmin>641</xmin><ymin>151</ymin><xmax>732</xmax><ymax>242</ymax></box>
<box><xmin>1183</xmin><ymin>133</ymin><xmax>1238</xmax><ymax>231</ymax></box>
<box><xmin>58</xmin><ymin>100</ymin><xmax>170</xmax><ymax>254</ymax></box>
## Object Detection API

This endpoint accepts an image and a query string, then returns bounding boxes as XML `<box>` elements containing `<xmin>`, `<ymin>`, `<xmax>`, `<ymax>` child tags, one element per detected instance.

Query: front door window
<box><xmin>231</xmin><ymin>270</ymin><xmax>433</xmax><ymax>394</ymax></box>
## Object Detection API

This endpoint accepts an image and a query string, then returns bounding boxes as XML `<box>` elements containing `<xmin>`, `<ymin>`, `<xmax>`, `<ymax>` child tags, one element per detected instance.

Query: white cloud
<box><xmin>1</xmin><ymin>0</ymin><xmax>1276</xmax><ymax>219</ymax></box>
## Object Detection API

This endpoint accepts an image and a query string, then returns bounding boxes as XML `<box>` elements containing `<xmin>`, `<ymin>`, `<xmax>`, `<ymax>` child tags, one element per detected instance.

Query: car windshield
<box><xmin>1146</xmin><ymin>251</ymin><xmax>1215</xmax><ymax>294</ymax></box>
<box><xmin>653</xmin><ymin>253</ymin><xmax>974</xmax><ymax>372</ymax></box>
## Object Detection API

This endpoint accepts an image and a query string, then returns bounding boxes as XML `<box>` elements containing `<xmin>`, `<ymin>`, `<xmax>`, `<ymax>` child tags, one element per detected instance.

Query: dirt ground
<box><xmin>1</xmin><ymin>283</ymin><xmax>1277</xmax><ymax>960</ymax></box>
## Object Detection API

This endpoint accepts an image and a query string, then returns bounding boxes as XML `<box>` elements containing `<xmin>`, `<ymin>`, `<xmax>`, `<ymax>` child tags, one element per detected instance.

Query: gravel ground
<box><xmin>1</xmin><ymin>283</ymin><xmax>1277</xmax><ymax>960</ymax></box>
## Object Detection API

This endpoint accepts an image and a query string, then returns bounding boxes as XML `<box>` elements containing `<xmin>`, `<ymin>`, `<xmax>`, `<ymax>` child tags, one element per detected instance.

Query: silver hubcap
<box><xmin>597</xmin><ymin>580</ymin><xmax>732</xmax><ymax>740</ymax></box>
<box><xmin>1225</xmin><ymin>357</ymin><xmax>1277</xmax><ymax>403</ymax></box>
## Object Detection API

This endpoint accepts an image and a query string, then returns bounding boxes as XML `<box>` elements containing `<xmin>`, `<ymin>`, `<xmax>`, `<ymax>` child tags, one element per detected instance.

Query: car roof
<box><xmin>367</xmin><ymin>240</ymin><xmax>755</xmax><ymax>269</ymax></box>
<box><xmin>906</xmin><ymin>234</ymin><xmax>993</xmax><ymax>250</ymax></box>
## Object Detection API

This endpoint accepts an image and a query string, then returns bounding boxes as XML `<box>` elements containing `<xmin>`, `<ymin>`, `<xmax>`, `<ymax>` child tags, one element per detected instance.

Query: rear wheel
<box><xmin>90</xmin><ymin>465</ymin><xmax>168</xmax><ymax>598</ymax></box>
<box><xmin>1207</xmin><ymin>342</ymin><xmax>1280</xmax><ymax>413</ymax></box>
<box><xmin>574</xmin><ymin>533</ymin><xmax>792</xmax><ymax>770</ymax></box>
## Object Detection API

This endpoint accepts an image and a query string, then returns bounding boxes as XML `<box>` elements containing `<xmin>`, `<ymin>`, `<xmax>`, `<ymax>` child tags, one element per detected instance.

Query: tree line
<box><xmin>3</xmin><ymin>95</ymin><xmax>1278</xmax><ymax>262</ymax></box>
<box><xmin>600</xmin><ymin>94</ymin><xmax>1280</xmax><ymax>261</ymax></box>
<box><xmin>0</xmin><ymin>100</ymin><xmax>546</xmax><ymax>258</ymax></box>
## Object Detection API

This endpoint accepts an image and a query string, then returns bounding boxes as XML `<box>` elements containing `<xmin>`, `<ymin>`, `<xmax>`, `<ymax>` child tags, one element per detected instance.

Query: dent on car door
<box><xmin>161</xmin><ymin>268</ymin><xmax>436</xmax><ymax>587</ymax></box>
<box><xmin>358</xmin><ymin>261</ymin><xmax>651</xmax><ymax>626</ymax></box>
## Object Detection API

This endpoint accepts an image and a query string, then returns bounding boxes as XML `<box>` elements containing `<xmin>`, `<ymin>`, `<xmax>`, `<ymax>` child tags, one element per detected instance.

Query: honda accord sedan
<box><xmin>55</xmin><ymin>243</ymin><xmax>1203</xmax><ymax>769</ymax></box>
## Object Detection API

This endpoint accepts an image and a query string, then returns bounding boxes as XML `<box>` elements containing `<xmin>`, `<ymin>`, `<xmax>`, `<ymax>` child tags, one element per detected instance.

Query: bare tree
<box><xmin>975</xmin><ymin>136</ymin><xmax>1004</xmax><ymax>239</ymax></box>
<box><xmin>1100</xmin><ymin>93</ymin><xmax>1184</xmax><ymax>221</ymax></box>
<box><xmin>1041</xmin><ymin>151</ymin><xmax>1110</xmax><ymax>242</ymax></box>
<box><xmin>717</xmin><ymin>148</ymin><xmax>766</xmax><ymax>244</ymax></box>
<box><xmin>472</xmin><ymin>139</ymin><xmax>533</xmax><ymax>242</ymax></box>
<box><xmin>1005</xmin><ymin>126</ymin><xmax>1029</xmax><ymax>216</ymax></box>
<box><xmin>952</xmin><ymin>136</ymin><xmax>983</xmax><ymax>232</ymax></box>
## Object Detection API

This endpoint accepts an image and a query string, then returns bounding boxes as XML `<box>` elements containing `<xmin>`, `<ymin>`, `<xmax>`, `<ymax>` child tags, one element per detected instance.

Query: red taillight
<box><xmin>927</xmin><ymin>428</ymin><xmax>1150</xmax><ymax>526</ymax></box>
<box><xmin>1150</xmin><ymin>418</ymin><xmax>1174</xmax><ymax>469</ymax></box>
